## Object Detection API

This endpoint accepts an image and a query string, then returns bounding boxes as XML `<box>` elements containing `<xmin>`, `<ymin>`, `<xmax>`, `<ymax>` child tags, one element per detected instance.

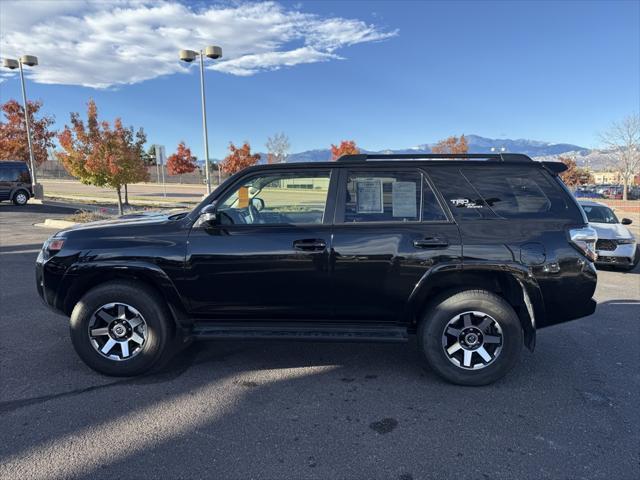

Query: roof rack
<box><xmin>336</xmin><ymin>153</ymin><xmax>533</xmax><ymax>163</ymax></box>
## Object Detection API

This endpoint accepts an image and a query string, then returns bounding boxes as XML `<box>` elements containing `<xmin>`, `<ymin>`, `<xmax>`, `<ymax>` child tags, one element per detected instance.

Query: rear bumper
<box><xmin>536</xmin><ymin>258</ymin><xmax>598</xmax><ymax>328</ymax></box>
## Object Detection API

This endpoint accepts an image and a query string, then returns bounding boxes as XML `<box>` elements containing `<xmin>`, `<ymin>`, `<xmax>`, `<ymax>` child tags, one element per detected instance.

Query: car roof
<box><xmin>0</xmin><ymin>161</ymin><xmax>28</xmax><ymax>167</ymax></box>
<box><xmin>578</xmin><ymin>200</ymin><xmax>608</xmax><ymax>207</ymax></box>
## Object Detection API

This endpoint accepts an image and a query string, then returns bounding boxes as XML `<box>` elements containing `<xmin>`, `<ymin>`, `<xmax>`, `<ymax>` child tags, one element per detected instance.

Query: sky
<box><xmin>0</xmin><ymin>0</ymin><xmax>638</xmax><ymax>160</ymax></box>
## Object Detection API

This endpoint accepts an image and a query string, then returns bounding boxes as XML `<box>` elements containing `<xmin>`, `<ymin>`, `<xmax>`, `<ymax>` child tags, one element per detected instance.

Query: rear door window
<box><xmin>340</xmin><ymin>170</ymin><xmax>447</xmax><ymax>223</ymax></box>
<box><xmin>0</xmin><ymin>167</ymin><xmax>24</xmax><ymax>182</ymax></box>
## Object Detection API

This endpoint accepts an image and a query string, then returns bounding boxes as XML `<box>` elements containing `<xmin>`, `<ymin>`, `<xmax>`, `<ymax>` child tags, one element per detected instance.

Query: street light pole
<box><xmin>17</xmin><ymin>59</ymin><xmax>38</xmax><ymax>189</ymax></box>
<box><xmin>179</xmin><ymin>46</ymin><xmax>222</xmax><ymax>196</ymax></box>
<box><xmin>198</xmin><ymin>50</ymin><xmax>212</xmax><ymax>194</ymax></box>
<box><xmin>3</xmin><ymin>55</ymin><xmax>41</xmax><ymax>197</ymax></box>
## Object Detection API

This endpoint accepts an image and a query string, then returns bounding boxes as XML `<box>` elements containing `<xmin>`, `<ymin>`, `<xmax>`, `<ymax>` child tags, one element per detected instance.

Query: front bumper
<box><xmin>595</xmin><ymin>242</ymin><xmax>637</xmax><ymax>267</ymax></box>
<box><xmin>36</xmin><ymin>249</ymin><xmax>69</xmax><ymax>315</ymax></box>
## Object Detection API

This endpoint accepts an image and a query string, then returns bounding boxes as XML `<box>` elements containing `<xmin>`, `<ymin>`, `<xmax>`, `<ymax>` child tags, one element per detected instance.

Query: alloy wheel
<box><xmin>15</xmin><ymin>192</ymin><xmax>27</xmax><ymax>205</ymax></box>
<box><xmin>88</xmin><ymin>303</ymin><xmax>147</xmax><ymax>361</ymax></box>
<box><xmin>441</xmin><ymin>311</ymin><xmax>503</xmax><ymax>370</ymax></box>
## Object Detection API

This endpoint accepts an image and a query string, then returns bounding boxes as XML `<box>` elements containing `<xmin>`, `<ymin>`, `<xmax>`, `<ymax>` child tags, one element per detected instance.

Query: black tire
<box><xmin>418</xmin><ymin>289</ymin><xmax>523</xmax><ymax>386</ymax></box>
<box><xmin>70</xmin><ymin>280</ymin><xmax>175</xmax><ymax>376</ymax></box>
<box><xmin>12</xmin><ymin>189</ymin><xmax>29</xmax><ymax>206</ymax></box>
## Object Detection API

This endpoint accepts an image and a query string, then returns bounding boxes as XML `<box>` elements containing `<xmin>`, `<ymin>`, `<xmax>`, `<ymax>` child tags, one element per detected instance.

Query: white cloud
<box><xmin>0</xmin><ymin>1</ymin><xmax>397</xmax><ymax>88</ymax></box>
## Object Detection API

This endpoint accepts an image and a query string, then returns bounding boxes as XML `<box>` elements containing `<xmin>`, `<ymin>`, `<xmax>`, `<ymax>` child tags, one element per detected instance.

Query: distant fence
<box><xmin>37</xmin><ymin>162</ymin><xmax>229</xmax><ymax>185</ymax></box>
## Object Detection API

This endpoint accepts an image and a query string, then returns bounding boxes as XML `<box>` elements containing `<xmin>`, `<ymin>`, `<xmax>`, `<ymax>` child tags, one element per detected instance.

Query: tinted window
<box><xmin>0</xmin><ymin>166</ymin><xmax>29</xmax><ymax>182</ymax></box>
<box><xmin>342</xmin><ymin>170</ymin><xmax>446</xmax><ymax>223</ymax></box>
<box><xmin>0</xmin><ymin>168</ymin><xmax>18</xmax><ymax>182</ymax></box>
<box><xmin>426</xmin><ymin>167</ymin><xmax>484</xmax><ymax>220</ymax></box>
<box><xmin>462</xmin><ymin>166</ymin><xmax>581</xmax><ymax>220</ymax></box>
<box><xmin>218</xmin><ymin>171</ymin><xmax>330</xmax><ymax>225</ymax></box>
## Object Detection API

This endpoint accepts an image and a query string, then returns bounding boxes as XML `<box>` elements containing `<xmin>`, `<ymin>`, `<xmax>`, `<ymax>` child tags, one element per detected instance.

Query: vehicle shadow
<box><xmin>0</xmin><ymin>243</ymin><xmax>44</xmax><ymax>254</ymax></box>
<box><xmin>0</xmin><ymin>203</ymin><xmax>77</xmax><ymax>215</ymax></box>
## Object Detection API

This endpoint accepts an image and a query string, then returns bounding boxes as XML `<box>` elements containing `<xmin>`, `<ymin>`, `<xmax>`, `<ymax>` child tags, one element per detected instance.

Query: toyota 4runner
<box><xmin>36</xmin><ymin>154</ymin><xmax>598</xmax><ymax>385</ymax></box>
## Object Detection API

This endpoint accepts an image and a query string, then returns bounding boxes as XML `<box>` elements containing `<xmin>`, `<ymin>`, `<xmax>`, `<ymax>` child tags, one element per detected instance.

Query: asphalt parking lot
<box><xmin>1</xmin><ymin>203</ymin><xmax>638</xmax><ymax>480</ymax></box>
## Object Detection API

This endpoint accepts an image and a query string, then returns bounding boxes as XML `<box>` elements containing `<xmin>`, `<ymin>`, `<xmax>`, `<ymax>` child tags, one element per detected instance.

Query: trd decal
<box><xmin>450</xmin><ymin>198</ymin><xmax>483</xmax><ymax>208</ymax></box>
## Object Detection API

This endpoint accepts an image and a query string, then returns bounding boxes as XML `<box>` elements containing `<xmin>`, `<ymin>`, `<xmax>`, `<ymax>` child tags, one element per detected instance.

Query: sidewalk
<box><xmin>40</xmin><ymin>179</ymin><xmax>209</xmax><ymax>207</ymax></box>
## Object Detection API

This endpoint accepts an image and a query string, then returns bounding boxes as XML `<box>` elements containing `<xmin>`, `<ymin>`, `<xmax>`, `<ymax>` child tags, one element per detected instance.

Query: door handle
<box><xmin>413</xmin><ymin>238</ymin><xmax>449</xmax><ymax>249</ymax></box>
<box><xmin>293</xmin><ymin>239</ymin><xmax>327</xmax><ymax>251</ymax></box>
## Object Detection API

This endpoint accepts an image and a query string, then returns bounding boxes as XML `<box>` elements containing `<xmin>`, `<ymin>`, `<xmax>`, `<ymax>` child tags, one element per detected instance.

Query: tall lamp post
<box><xmin>3</xmin><ymin>55</ymin><xmax>43</xmax><ymax>199</ymax></box>
<box><xmin>179</xmin><ymin>46</ymin><xmax>222</xmax><ymax>195</ymax></box>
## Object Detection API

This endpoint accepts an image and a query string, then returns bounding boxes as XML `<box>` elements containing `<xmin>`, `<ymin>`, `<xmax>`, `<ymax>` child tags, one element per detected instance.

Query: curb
<box><xmin>34</xmin><ymin>219</ymin><xmax>78</xmax><ymax>229</ymax></box>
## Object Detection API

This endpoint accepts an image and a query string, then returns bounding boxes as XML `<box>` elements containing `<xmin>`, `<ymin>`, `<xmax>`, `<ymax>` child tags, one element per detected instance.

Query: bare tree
<box><xmin>266</xmin><ymin>132</ymin><xmax>290</xmax><ymax>164</ymax></box>
<box><xmin>600</xmin><ymin>114</ymin><xmax>639</xmax><ymax>201</ymax></box>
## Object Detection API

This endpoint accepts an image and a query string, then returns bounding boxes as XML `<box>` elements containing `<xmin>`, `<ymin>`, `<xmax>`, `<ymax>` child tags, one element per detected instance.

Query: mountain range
<box><xmin>204</xmin><ymin>135</ymin><xmax>615</xmax><ymax>169</ymax></box>
<box><xmin>275</xmin><ymin>134</ymin><xmax>591</xmax><ymax>163</ymax></box>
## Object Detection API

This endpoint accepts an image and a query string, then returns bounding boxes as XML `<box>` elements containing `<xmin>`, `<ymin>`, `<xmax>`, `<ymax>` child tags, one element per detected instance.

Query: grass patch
<box><xmin>67</xmin><ymin>210</ymin><xmax>114</xmax><ymax>223</ymax></box>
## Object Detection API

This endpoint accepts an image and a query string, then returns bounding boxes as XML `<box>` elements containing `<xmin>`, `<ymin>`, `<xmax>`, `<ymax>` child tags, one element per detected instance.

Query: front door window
<box><xmin>218</xmin><ymin>171</ymin><xmax>331</xmax><ymax>225</ymax></box>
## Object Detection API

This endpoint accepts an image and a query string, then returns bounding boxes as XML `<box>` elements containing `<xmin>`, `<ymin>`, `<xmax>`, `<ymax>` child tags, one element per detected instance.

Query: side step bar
<box><xmin>191</xmin><ymin>322</ymin><xmax>409</xmax><ymax>343</ymax></box>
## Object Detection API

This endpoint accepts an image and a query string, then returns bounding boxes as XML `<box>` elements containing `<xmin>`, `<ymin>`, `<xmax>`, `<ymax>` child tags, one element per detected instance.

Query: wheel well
<box><xmin>63</xmin><ymin>271</ymin><xmax>185</xmax><ymax>332</ymax></box>
<box><xmin>13</xmin><ymin>188</ymin><xmax>29</xmax><ymax>198</ymax></box>
<box><xmin>413</xmin><ymin>270</ymin><xmax>535</xmax><ymax>350</ymax></box>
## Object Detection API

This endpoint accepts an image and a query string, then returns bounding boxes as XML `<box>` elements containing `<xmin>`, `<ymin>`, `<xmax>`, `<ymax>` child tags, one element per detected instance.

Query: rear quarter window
<box><xmin>461</xmin><ymin>166</ymin><xmax>582</xmax><ymax>221</ymax></box>
<box><xmin>427</xmin><ymin>164</ymin><xmax>583</xmax><ymax>222</ymax></box>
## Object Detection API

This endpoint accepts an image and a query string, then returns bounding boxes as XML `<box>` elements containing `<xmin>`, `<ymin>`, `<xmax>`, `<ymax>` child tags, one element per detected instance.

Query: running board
<box><xmin>191</xmin><ymin>322</ymin><xmax>409</xmax><ymax>343</ymax></box>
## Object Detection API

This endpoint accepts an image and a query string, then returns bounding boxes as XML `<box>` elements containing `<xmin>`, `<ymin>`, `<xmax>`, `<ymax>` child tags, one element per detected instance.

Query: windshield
<box><xmin>582</xmin><ymin>205</ymin><xmax>619</xmax><ymax>224</ymax></box>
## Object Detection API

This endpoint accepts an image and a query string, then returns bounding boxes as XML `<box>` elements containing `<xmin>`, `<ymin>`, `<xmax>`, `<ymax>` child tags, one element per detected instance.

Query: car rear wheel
<box><xmin>418</xmin><ymin>289</ymin><xmax>523</xmax><ymax>386</ymax></box>
<box><xmin>70</xmin><ymin>281</ymin><xmax>174</xmax><ymax>376</ymax></box>
<box><xmin>12</xmin><ymin>190</ymin><xmax>29</xmax><ymax>206</ymax></box>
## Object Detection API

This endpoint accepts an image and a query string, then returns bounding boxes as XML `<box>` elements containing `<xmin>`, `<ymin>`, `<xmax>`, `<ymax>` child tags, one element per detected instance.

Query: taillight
<box><xmin>569</xmin><ymin>226</ymin><xmax>597</xmax><ymax>261</ymax></box>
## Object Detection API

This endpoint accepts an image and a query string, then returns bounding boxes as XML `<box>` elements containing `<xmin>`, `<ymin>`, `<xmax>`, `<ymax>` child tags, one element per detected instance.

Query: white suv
<box><xmin>579</xmin><ymin>200</ymin><xmax>638</xmax><ymax>271</ymax></box>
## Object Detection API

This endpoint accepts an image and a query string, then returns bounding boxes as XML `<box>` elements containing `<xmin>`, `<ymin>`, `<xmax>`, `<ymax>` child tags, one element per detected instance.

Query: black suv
<box><xmin>0</xmin><ymin>161</ymin><xmax>32</xmax><ymax>205</ymax></box>
<box><xmin>36</xmin><ymin>154</ymin><xmax>598</xmax><ymax>385</ymax></box>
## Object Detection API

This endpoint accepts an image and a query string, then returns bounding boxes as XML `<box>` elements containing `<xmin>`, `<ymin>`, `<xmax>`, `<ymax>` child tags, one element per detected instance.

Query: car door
<box><xmin>183</xmin><ymin>168</ymin><xmax>336</xmax><ymax>320</ymax></box>
<box><xmin>330</xmin><ymin>167</ymin><xmax>462</xmax><ymax>322</ymax></box>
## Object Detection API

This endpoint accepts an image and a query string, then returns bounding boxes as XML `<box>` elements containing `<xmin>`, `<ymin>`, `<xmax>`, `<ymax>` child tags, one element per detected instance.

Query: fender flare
<box><xmin>407</xmin><ymin>261</ymin><xmax>545</xmax><ymax>351</ymax></box>
<box><xmin>10</xmin><ymin>186</ymin><xmax>30</xmax><ymax>200</ymax></box>
<box><xmin>60</xmin><ymin>261</ymin><xmax>190</xmax><ymax>328</ymax></box>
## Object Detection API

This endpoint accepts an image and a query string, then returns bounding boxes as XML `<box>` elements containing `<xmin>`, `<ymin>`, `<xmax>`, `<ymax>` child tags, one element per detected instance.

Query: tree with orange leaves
<box><xmin>57</xmin><ymin>99</ymin><xmax>148</xmax><ymax>215</ymax></box>
<box><xmin>220</xmin><ymin>142</ymin><xmax>260</xmax><ymax>174</ymax></box>
<box><xmin>167</xmin><ymin>142</ymin><xmax>197</xmax><ymax>181</ymax></box>
<box><xmin>431</xmin><ymin>135</ymin><xmax>469</xmax><ymax>155</ymax></box>
<box><xmin>331</xmin><ymin>140</ymin><xmax>359</xmax><ymax>160</ymax></box>
<box><xmin>0</xmin><ymin>99</ymin><xmax>56</xmax><ymax>165</ymax></box>
<box><xmin>559</xmin><ymin>156</ymin><xmax>593</xmax><ymax>187</ymax></box>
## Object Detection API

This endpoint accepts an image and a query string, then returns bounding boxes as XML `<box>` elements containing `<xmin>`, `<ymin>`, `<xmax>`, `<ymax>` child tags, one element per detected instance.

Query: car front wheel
<box><xmin>70</xmin><ymin>281</ymin><xmax>174</xmax><ymax>376</ymax></box>
<box><xmin>418</xmin><ymin>289</ymin><xmax>523</xmax><ymax>386</ymax></box>
<box><xmin>13</xmin><ymin>190</ymin><xmax>29</xmax><ymax>206</ymax></box>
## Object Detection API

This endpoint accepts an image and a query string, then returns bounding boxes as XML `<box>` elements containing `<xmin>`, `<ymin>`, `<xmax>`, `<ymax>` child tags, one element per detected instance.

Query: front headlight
<box><xmin>616</xmin><ymin>238</ymin><xmax>635</xmax><ymax>245</ymax></box>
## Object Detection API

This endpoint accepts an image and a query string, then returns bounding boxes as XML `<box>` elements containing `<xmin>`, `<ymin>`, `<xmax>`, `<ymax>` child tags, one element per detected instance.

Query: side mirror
<box><xmin>250</xmin><ymin>197</ymin><xmax>265</xmax><ymax>211</ymax></box>
<box><xmin>195</xmin><ymin>203</ymin><xmax>218</xmax><ymax>228</ymax></box>
<box><xmin>621</xmin><ymin>218</ymin><xmax>632</xmax><ymax>225</ymax></box>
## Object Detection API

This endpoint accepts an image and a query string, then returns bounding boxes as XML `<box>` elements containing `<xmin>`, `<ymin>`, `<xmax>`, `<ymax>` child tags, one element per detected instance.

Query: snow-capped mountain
<box><xmin>282</xmin><ymin>135</ymin><xmax>589</xmax><ymax>163</ymax></box>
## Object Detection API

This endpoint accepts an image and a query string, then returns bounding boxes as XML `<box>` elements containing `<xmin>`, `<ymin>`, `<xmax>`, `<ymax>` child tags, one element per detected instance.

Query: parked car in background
<box><xmin>37</xmin><ymin>153</ymin><xmax>599</xmax><ymax>386</ymax></box>
<box><xmin>0</xmin><ymin>161</ymin><xmax>33</xmax><ymax>206</ymax></box>
<box><xmin>579</xmin><ymin>200</ymin><xmax>638</xmax><ymax>271</ymax></box>
<box><xmin>574</xmin><ymin>189</ymin><xmax>604</xmax><ymax>199</ymax></box>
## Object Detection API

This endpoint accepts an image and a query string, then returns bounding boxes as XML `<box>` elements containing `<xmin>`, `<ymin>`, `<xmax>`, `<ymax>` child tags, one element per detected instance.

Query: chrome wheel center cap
<box><xmin>113</xmin><ymin>324</ymin><xmax>127</xmax><ymax>338</ymax></box>
<box><xmin>465</xmin><ymin>333</ymin><xmax>479</xmax><ymax>346</ymax></box>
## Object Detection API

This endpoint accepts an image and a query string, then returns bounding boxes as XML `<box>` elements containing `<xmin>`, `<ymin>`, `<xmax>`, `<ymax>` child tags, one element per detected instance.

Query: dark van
<box><xmin>0</xmin><ymin>161</ymin><xmax>33</xmax><ymax>205</ymax></box>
